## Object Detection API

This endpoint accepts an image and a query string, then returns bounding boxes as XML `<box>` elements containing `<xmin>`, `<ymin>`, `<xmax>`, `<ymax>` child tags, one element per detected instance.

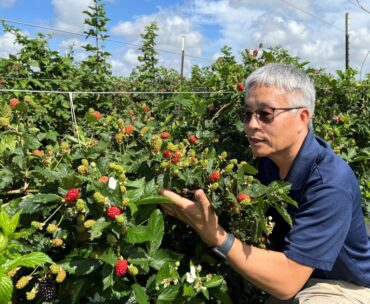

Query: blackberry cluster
<box><xmin>39</xmin><ymin>278</ymin><xmax>57</xmax><ymax>301</ymax></box>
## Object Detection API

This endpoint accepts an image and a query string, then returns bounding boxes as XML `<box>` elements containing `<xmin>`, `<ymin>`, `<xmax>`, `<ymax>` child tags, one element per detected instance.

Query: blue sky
<box><xmin>1</xmin><ymin>0</ymin><xmax>370</xmax><ymax>78</ymax></box>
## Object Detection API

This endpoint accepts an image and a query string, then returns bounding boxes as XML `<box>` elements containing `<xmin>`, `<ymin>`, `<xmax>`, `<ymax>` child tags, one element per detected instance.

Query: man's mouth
<box><xmin>248</xmin><ymin>137</ymin><xmax>266</xmax><ymax>145</ymax></box>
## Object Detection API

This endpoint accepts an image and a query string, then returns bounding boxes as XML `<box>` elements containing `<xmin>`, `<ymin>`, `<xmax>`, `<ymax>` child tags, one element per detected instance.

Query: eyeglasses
<box><xmin>240</xmin><ymin>106</ymin><xmax>306</xmax><ymax>124</ymax></box>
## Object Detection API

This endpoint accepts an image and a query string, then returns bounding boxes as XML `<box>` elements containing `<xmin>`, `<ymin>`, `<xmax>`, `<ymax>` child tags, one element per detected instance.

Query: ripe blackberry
<box><xmin>39</xmin><ymin>278</ymin><xmax>57</xmax><ymax>301</ymax></box>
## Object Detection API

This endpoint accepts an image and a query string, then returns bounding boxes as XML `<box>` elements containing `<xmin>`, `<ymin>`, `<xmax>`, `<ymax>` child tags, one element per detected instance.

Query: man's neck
<box><xmin>272</xmin><ymin>129</ymin><xmax>309</xmax><ymax>180</ymax></box>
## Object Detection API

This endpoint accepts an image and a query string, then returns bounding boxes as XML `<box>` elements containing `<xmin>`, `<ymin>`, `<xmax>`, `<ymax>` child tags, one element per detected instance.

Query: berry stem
<box><xmin>43</xmin><ymin>203</ymin><xmax>64</xmax><ymax>226</ymax></box>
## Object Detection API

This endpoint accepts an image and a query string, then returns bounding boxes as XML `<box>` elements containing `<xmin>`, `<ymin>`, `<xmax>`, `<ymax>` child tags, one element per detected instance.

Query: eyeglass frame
<box><xmin>240</xmin><ymin>106</ymin><xmax>306</xmax><ymax>124</ymax></box>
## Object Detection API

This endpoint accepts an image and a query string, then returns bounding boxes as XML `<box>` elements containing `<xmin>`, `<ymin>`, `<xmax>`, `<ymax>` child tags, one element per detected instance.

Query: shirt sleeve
<box><xmin>283</xmin><ymin>183</ymin><xmax>353</xmax><ymax>271</ymax></box>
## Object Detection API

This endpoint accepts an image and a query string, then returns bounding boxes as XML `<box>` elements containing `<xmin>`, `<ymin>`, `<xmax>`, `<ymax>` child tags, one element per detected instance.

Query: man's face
<box><xmin>244</xmin><ymin>85</ymin><xmax>306</xmax><ymax>159</ymax></box>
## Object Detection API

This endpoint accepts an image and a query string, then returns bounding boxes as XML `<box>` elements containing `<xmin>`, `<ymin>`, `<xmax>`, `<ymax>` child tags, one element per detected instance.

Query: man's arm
<box><xmin>227</xmin><ymin>238</ymin><xmax>313</xmax><ymax>299</ymax></box>
<box><xmin>160</xmin><ymin>188</ymin><xmax>314</xmax><ymax>300</ymax></box>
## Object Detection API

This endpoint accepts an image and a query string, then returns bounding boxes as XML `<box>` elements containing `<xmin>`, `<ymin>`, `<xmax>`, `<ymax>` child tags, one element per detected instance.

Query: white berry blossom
<box><xmin>186</xmin><ymin>265</ymin><xmax>197</xmax><ymax>284</ymax></box>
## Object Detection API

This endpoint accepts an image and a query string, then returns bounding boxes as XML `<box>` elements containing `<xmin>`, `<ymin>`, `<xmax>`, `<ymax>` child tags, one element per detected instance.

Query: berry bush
<box><xmin>0</xmin><ymin>4</ymin><xmax>369</xmax><ymax>303</ymax></box>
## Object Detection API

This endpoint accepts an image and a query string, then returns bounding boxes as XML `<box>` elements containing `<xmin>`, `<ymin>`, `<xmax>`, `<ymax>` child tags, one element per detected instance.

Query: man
<box><xmin>160</xmin><ymin>63</ymin><xmax>370</xmax><ymax>303</ymax></box>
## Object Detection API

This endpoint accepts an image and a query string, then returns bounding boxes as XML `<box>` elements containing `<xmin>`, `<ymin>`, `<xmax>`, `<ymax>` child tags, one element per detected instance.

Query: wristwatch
<box><xmin>211</xmin><ymin>233</ymin><xmax>235</xmax><ymax>260</ymax></box>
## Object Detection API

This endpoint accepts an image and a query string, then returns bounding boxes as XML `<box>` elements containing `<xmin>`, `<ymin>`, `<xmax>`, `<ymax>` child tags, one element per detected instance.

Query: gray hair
<box><xmin>244</xmin><ymin>63</ymin><xmax>316</xmax><ymax>129</ymax></box>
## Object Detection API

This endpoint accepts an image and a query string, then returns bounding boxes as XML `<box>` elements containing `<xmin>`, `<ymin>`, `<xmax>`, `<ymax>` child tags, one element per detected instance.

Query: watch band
<box><xmin>211</xmin><ymin>233</ymin><xmax>235</xmax><ymax>260</ymax></box>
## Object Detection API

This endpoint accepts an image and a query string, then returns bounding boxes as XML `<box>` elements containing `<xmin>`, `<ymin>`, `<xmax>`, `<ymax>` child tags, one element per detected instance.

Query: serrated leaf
<box><xmin>239</xmin><ymin>162</ymin><xmax>258</xmax><ymax>175</ymax></box>
<box><xmin>5</xmin><ymin>252</ymin><xmax>52</xmax><ymax>271</ymax></box>
<box><xmin>0</xmin><ymin>210</ymin><xmax>20</xmax><ymax>237</ymax></box>
<box><xmin>274</xmin><ymin>205</ymin><xmax>293</xmax><ymax>226</ymax></box>
<box><xmin>17</xmin><ymin>193</ymin><xmax>61</xmax><ymax>214</ymax></box>
<box><xmin>279</xmin><ymin>193</ymin><xmax>298</xmax><ymax>208</ymax></box>
<box><xmin>33</xmin><ymin>167</ymin><xmax>62</xmax><ymax>183</ymax></box>
<box><xmin>157</xmin><ymin>285</ymin><xmax>180</xmax><ymax>302</ymax></box>
<box><xmin>126</xmin><ymin>177</ymin><xmax>146</xmax><ymax>188</ymax></box>
<box><xmin>149</xmin><ymin>249</ymin><xmax>183</xmax><ymax>270</ymax></box>
<box><xmin>125</xmin><ymin>226</ymin><xmax>151</xmax><ymax>244</ymax></box>
<box><xmin>203</xmin><ymin>275</ymin><xmax>224</xmax><ymax>288</ymax></box>
<box><xmin>0</xmin><ymin>273</ymin><xmax>13</xmax><ymax>304</ymax></box>
<box><xmin>148</xmin><ymin>209</ymin><xmax>164</xmax><ymax>254</ymax></box>
<box><xmin>132</xmin><ymin>283</ymin><xmax>149</xmax><ymax>304</ymax></box>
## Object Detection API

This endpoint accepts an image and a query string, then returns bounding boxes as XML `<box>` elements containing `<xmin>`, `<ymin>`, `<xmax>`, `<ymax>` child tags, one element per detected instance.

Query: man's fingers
<box><xmin>194</xmin><ymin>189</ymin><xmax>211</xmax><ymax>212</ymax></box>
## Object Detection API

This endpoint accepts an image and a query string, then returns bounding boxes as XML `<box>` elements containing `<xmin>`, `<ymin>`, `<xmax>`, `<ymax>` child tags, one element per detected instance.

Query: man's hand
<box><xmin>160</xmin><ymin>189</ymin><xmax>227</xmax><ymax>247</ymax></box>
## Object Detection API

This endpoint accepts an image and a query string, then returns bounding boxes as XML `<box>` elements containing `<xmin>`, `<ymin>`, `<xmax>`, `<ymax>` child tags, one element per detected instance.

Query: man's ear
<box><xmin>298</xmin><ymin>108</ymin><xmax>310</xmax><ymax>132</ymax></box>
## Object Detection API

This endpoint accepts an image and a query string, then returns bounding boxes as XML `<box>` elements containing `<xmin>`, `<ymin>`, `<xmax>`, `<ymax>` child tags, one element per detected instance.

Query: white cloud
<box><xmin>0</xmin><ymin>32</ymin><xmax>21</xmax><ymax>57</ymax></box>
<box><xmin>52</xmin><ymin>0</ymin><xmax>93</xmax><ymax>33</ymax></box>
<box><xmin>111</xmin><ymin>11</ymin><xmax>202</xmax><ymax>53</ymax></box>
<box><xmin>0</xmin><ymin>0</ymin><xmax>16</xmax><ymax>8</ymax></box>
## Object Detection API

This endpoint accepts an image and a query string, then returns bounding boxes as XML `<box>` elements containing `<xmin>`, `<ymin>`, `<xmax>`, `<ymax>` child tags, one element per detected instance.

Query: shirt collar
<box><xmin>284</xmin><ymin>130</ymin><xmax>320</xmax><ymax>190</ymax></box>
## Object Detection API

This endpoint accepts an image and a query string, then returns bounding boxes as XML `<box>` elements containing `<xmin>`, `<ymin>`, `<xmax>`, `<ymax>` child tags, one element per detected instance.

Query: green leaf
<box><xmin>136</xmin><ymin>195</ymin><xmax>173</xmax><ymax>206</ymax></box>
<box><xmin>0</xmin><ymin>272</ymin><xmax>12</xmax><ymax>304</ymax></box>
<box><xmin>0</xmin><ymin>210</ymin><xmax>20</xmax><ymax>237</ymax></box>
<box><xmin>132</xmin><ymin>283</ymin><xmax>149</xmax><ymax>304</ymax></box>
<box><xmin>246</xmin><ymin>183</ymin><xmax>268</xmax><ymax>197</ymax></box>
<box><xmin>101</xmin><ymin>263</ymin><xmax>114</xmax><ymax>290</ymax></box>
<box><xmin>126</xmin><ymin>177</ymin><xmax>146</xmax><ymax>188</ymax></box>
<box><xmin>89</xmin><ymin>218</ymin><xmax>110</xmax><ymax>240</ymax></box>
<box><xmin>5</xmin><ymin>252</ymin><xmax>52</xmax><ymax>271</ymax></box>
<box><xmin>148</xmin><ymin>209</ymin><xmax>164</xmax><ymax>254</ymax></box>
<box><xmin>125</xmin><ymin>226</ymin><xmax>151</xmax><ymax>244</ymax></box>
<box><xmin>17</xmin><ymin>193</ymin><xmax>61</xmax><ymax>214</ymax></box>
<box><xmin>274</xmin><ymin>205</ymin><xmax>293</xmax><ymax>226</ymax></box>
<box><xmin>157</xmin><ymin>285</ymin><xmax>180</xmax><ymax>302</ymax></box>
<box><xmin>239</xmin><ymin>162</ymin><xmax>258</xmax><ymax>175</ymax></box>
<box><xmin>279</xmin><ymin>193</ymin><xmax>298</xmax><ymax>208</ymax></box>
<box><xmin>203</xmin><ymin>275</ymin><xmax>224</xmax><ymax>288</ymax></box>
<box><xmin>149</xmin><ymin>249</ymin><xmax>183</xmax><ymax>270</ymax></box>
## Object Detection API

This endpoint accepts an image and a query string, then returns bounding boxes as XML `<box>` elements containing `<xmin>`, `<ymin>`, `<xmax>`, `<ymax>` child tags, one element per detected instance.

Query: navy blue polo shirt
<box><xmin>258</xmin><ymin>130</ymin><xmax>370</xmax><ymax>287</ymax></box>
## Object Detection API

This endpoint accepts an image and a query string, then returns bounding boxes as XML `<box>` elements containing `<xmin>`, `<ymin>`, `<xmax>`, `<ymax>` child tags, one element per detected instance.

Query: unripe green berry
<box><xmin>46</xmin><ymin>224</ymin><xmax>58</xmax><ymax>234</ymax></box>
<box><xmin>49</xmin><ymin>264</ymin><xmax>60</xmax><ymax>274</ymax></box>
<box><xmin>84</xmin><ymin>219</ymin><xmax>96</xmax><ymax>229</ymax></box>
<box><xmin>115</xmin><ymin>214</ymin><xmax>125</xmax><ymax>224</ymax></box>
<box><xmin>76</xmin><ymin>199</ymin><xmax>86</xmax><ymax>212</ymax></box>
<box><xmin>224</xmin><ymin>163</ymin><xmax>234</xmax><ymax>173</ymax></box>
<box><xmin>128</xmin><ymin>264</ymin><xmax>139</xmax><ymax>276</ymax></box>
<box><xmin>93</xmin><ymin>192</ymin><xmax>106</xmax><ymax>204</ymax></box>
<box><xmin>31</xmin><ymin>221</ymin><xmax>44</xmax><ymax>230</ymax></box>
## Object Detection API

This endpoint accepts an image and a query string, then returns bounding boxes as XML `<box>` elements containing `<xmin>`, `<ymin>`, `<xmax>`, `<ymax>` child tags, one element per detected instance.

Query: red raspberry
<box><xmin>93</xmin><ymin>111</ymin><xmax>101</xmax><ymax>119</ymax></box>
<box><xmin>125</xmin><ymin>124</ymin><xmax>134</xmax><ymax>135</ymax></box>
<box><xmin>107</xmin><ymin>206</ymin><xmax>121</xmax><ymax>219</ymax></box>
<box><xmin>209</xmin><ymin>170</ymin><xmax>221</xmax><ymax>183</ymax></box>
<box><xmin>10</xmin><ymin>98</ymin><xmax>20</xmax><ymax>109</ymax></box>
<box><xmin>236</xmin><ymin>192</ymin><xmax>252</xmax><ymax>203</ymax></box>
<box><xmin>162</xmin><ymin>150</ymin><xmax>172</xmax><ymax>159</ymax></box>
<box><xmin>142</xmin><ymin>105</ymin><xmax>150</xmax><ymax>112</ymax></box>
<box><xmin>188</xmin><ymin>135</ymin><xmax>198</xmax><ymax>143</ymax></box>
<box><xmin>236</xmin><ymin>82</ymin><xmax>245</xmax><ymax>92</ymax></box>
<box><xmin>99</xmin><ymin>176</ymin><xmax>109</xmax><ymax>183</ymax></box>
<box><xmin>65</xmin><ymin>188</ymin><xmax>79</xmax><ymax>204</ymax></box>
<box><xmin>127</xmin><ymin>110</ymin><xmax>134</xmax><ymax>116</ymax></box>
<box><xmin>115</xmin><ymin>258</ymin><xmax>128</xmax><ymax>277</ymax></box>
<box><xmin>160</xmin><ymin>131</ymin><xmax>170</xmax><ymax>139</ymax></box>
<box><xmin>171</xmin><ymin>157</ymin><xmax>181</xmax><ymax>164</ymax></box>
